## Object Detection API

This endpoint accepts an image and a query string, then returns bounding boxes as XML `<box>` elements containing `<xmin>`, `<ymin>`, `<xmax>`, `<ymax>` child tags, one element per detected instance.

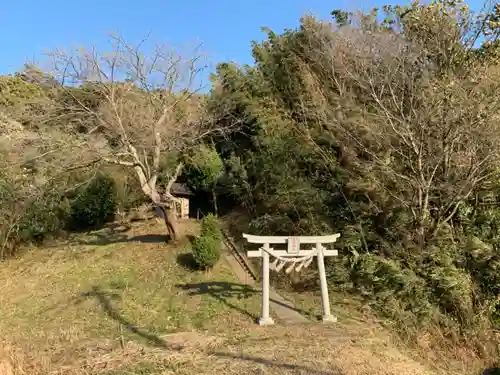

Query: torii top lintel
<box><xmin>242</xmin><ymin>233</ymin><xmax>341</xmax><ymax>244</ymax></box>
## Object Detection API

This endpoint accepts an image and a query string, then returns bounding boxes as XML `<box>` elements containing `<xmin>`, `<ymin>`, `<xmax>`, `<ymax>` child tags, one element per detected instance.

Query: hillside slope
<box><xmin>0</xmin><ymin>220</ymin><xmax>478</xmax><ymax>375</ymax></box>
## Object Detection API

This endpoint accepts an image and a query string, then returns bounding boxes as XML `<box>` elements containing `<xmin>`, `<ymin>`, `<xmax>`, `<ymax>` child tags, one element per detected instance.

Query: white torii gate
<box><xmin>243</xmin><ymin>233</ymin><xmax>341</xmax><ymax>325</ymax></box>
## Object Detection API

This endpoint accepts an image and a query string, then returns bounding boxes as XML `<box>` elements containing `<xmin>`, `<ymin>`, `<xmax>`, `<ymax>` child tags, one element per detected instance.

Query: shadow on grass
<box><xmin>65</xmin><ymin>221</ymin><xmax>132</xmax><ymax>235</ymax></box>
<box><xmin>77</xmin><ymin>284</ymin><xmax>343</xmax><ymax>375</ymax></box>
<box><xmin>175</xmin><ymin>281</ymin><xmax>309</xmax><ymax>321</ymax></box>
<box><xmin>176</xmin><ymin>253</ymin><xmax>199</xmax><ymax>271</ymax></box>
<box><xmin>128</xmin><ymin>234</ymin><xmax>169</xmax><ymax>243</ymax></box>
<box><xmin>76</xmin><ymin>285</ymin><xmax>176</xmax><ymax>349</ymax></box>
<box><xmin>76</xmin><ymin>231</ymin><xmax>170</xmax><ymax>246</ymax></box>
<box><xmin>175</xmin><ymin>234</ymin><xmax>199</xmax><ymax>271</ymax></box>
<box><xmin>482</xmin><ymin>368</ymin><xmax>500</xmax><ymax>375</ymax></box>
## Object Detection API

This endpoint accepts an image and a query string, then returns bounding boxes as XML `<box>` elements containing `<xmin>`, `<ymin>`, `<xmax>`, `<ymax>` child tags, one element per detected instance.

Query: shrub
<box><xmin>427</xmin><ymin>265</ymin><xmax>474</xmax><ymax>323</ymax></box>
<box><xmin>325</xmin><ymin>257</ymin><xmax>351</xmax><ymax>287</ymax></box>
<box><xmin>17</xmin><ymin>189</ymin><xmax>69</xmax><ymax>244</ymax></box>
<box><xmin>68</xmin><ymin>174</ymin><xmax>117</xmax><ymax>231</ymax></box>
<box><xmin>192</xmin><ymin>235</ymin><xmax>221</xmax><ymax>269</ymax></box>
<box><xmin>0</xmin><ymin>171</ymin><xmax>70</xmax><ymax>255</ymax></box>
<box><xmin>351</xmin><ymin>254</ymin><xmax>433</xmax><ymax>321</ymax></box>
<box><xmin>200</xmin><ymin>214</ymin><xmax>222</xmax><ymax>241</ymax></box>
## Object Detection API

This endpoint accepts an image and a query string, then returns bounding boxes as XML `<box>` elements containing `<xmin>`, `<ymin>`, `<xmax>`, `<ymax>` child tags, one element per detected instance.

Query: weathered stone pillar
<box><xmin>258</xmin><ymin>243</ymin><xmax>274</xmax><ymax>325</ymax></box>
<box><xmin>316</xmin><ymin>243</ymin><xmax>336</xmax><ymax>323</ymax></box>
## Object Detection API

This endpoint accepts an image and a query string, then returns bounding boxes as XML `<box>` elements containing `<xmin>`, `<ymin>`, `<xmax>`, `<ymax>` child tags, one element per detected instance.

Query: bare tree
<box><xmin>47</xmin><ymin>35</ymin><xmax>229</xmax><ymax>240</ymax></box>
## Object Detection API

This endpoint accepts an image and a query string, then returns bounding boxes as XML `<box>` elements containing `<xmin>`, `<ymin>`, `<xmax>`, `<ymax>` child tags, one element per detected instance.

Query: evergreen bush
<box><xmin>68</xmin><ymin>174</ymin><xmax>117</xmax><ymax>231</ymax></box>
<box><xmin>200</xmin><ymin>214</ymin><xmax>222</xmax><ymax>241</ymax></box>
<box><xmin>192</xmin><ymin>234</ymin><xmax>221</xmax><ymax>269</ymax></box>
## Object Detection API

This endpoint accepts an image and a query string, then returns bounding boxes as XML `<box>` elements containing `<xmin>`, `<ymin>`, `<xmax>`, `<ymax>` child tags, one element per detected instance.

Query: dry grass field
<box><xmin>0</xmin><ymin>219</ymin><xmax>490</xmax><ymax>375</ymax></box>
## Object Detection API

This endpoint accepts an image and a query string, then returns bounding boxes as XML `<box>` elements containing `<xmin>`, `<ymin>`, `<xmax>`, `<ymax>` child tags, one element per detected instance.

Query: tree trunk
<box><xmin>133</xmin><ymin>164</ymin><xmax>181</xmax><ymax>242</ymax></box>
<box><xmin>166</xmin><ymin>206</ymin><xmax>178</xmax><ymax>241</ymax></box>
<box><xmin>212</xmin><ymin>189</ymin><xmax>218</xmax><ymax>216</ymax></box>
<box><xmin>157</xmin><ymin>205</ymin><xmax>178</xmax><ymax>242</ymax></box>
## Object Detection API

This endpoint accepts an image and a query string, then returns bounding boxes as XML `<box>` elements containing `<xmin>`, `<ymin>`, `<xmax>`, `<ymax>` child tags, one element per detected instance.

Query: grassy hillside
<box><xmin>0</xmin><ymin>220</ymin><xmax>487</xmax><ymax>375</ymax></box>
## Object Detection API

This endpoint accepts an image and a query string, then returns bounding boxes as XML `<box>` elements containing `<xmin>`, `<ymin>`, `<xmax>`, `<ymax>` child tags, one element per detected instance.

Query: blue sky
<box><xmin>1</xmin><ymin>0</ymin><xmax>487</xmax><ymax>78</ymax></box>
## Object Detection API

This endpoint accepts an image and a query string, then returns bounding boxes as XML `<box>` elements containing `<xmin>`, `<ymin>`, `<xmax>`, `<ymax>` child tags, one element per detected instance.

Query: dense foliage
<box><xmin>68</xmin><ymin>174</ymin><xmax>117</xmax><ymax>231</ymax></box>
<box><xmin>1</xmin><ymin>0</ymin><xmax>500</xmax><ymax>360</ymax></box>
<box><xmin>184</xmin><ymin>145</ymin><xmax>224</xmax><ymax>214</ymax></box>
<box><xmin>199</xmin><ymin>213</ymin><xmax>222</xmax><ymax>241</ymax></box>
<box><xmin>207</xmin><ymin>0</ymin><xmax>500</xmax><ymax>356</ymax></box>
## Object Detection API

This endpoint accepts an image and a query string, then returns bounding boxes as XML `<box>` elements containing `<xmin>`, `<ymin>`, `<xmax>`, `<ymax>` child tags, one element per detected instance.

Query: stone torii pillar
<box><xmin>242</xmin><ymin>233</ymin><xmax>341</xmax><ymax>325</ymax></box>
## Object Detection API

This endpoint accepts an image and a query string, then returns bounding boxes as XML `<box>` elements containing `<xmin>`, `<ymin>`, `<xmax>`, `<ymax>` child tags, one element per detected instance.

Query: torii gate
<box><xmin>242</xmin><ymin>233</ymin><xmax>340</xmax><ymax>325</ymax></box>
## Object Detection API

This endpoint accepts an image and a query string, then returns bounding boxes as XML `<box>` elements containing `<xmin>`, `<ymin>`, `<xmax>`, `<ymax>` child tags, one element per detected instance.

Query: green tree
<box><xmin>185</xmin><ymin>144</ymin><xmax>223</xmax><ymax>214</ymax></box>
